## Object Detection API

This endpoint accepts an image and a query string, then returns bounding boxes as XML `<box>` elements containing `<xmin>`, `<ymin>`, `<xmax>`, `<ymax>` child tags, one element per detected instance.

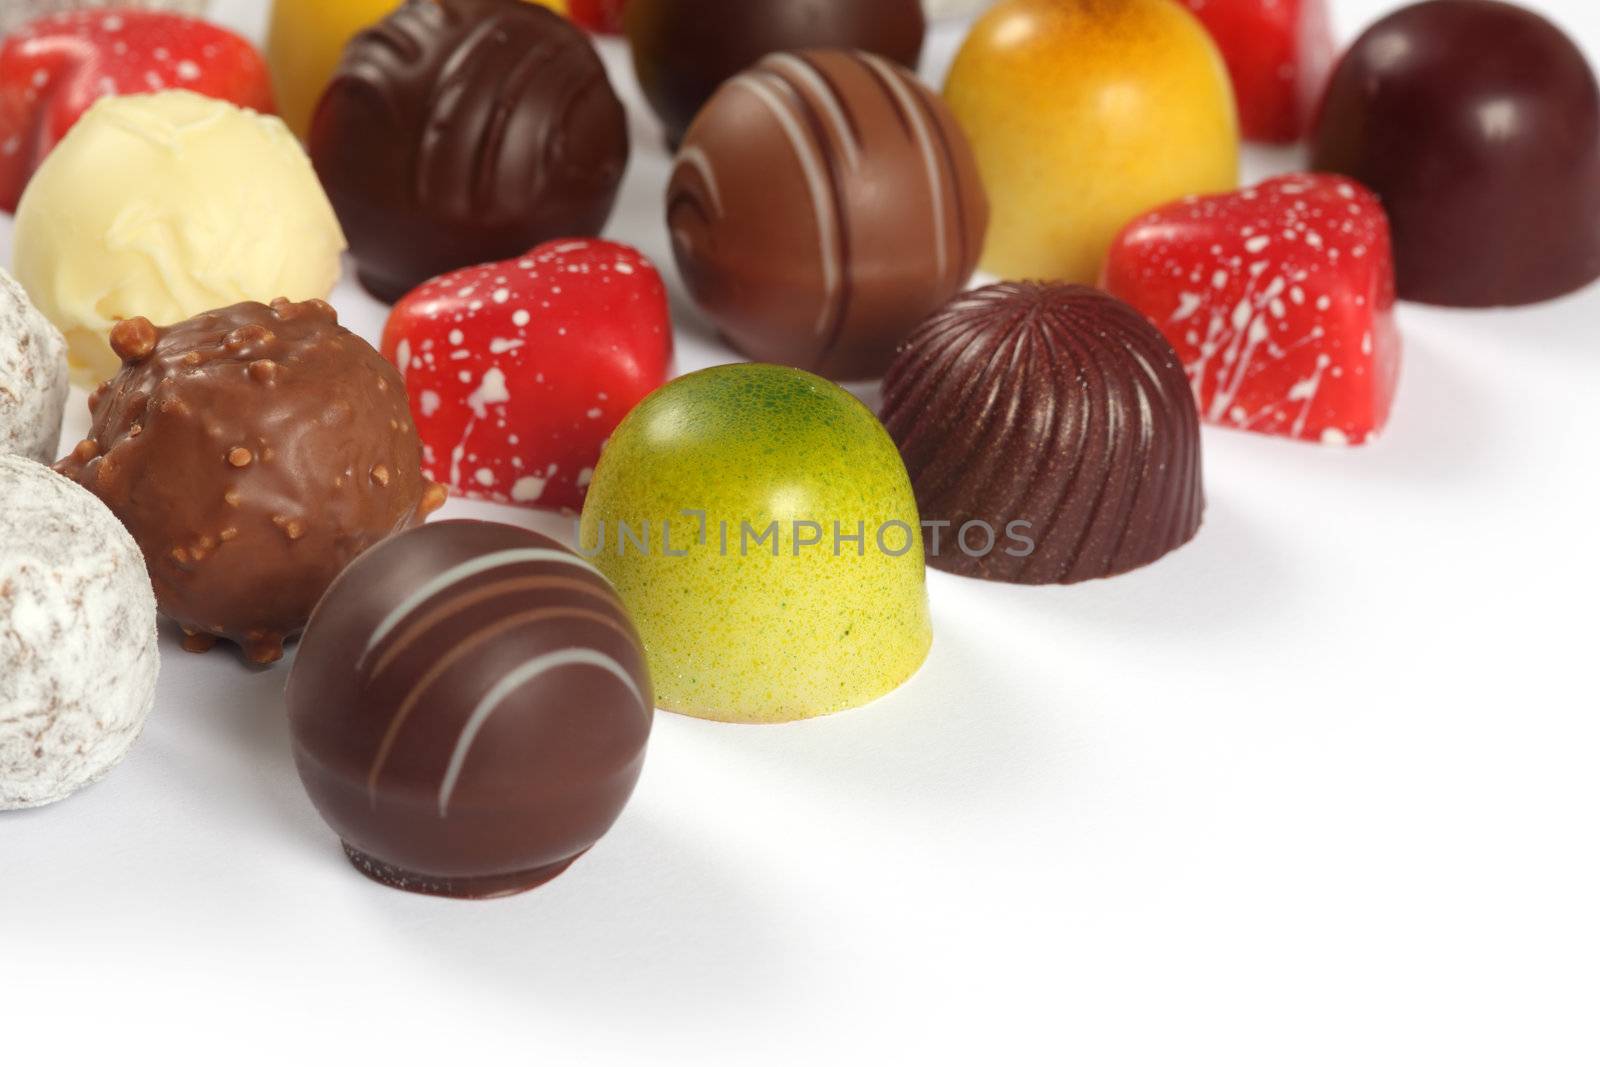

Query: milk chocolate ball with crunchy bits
<box><xmin>54</xmin><ymin>298</ymin><xmax>446</xmax><ymax>665</ymax></box>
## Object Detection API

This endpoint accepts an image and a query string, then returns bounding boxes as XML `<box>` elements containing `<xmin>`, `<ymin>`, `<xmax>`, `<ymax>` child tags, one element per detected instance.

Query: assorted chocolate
<box><xmin>382</xmin><ymin>239</ymin><xmax>672</xmax><ymax>511</ymax></box>
<box><xmin>667</xmin><ymin>48</ymin><xmax>986</xmax><ymax>382</ymax></box>
<box><xmin>310</xmin><ymin>0</ymin><xmax>629</xmax><ymax>304</ymax></box>
<box><xmin>627</xmin><ymin>0</ymin><xmax>927</xmax><ymax>146</ymax></box>
<box><xmin>54</xmin><ymin>299</ymin><xmax>446</xmax><ymax>665</ymax></box>
<box><xmin>0</xmin><ymin>455</ymin><xmax>159</xmax><ymax>810</ymax></box>
<box><xmin>1103</xmin><ymin>174</ymin><xmax>1402</xmax><ymax>447</ymax></box>
<box><xmin>1312</xmin><ymin>0</ymin><xmax>1600</xmax><ymax>307</ymax></box>
<box><xmin>0</xmin><ymin>267</ymin><xmax>68</xmax><ymax>463</ymax></box>
<box><xmin>881</xmin><ymin>284</ymin><xmax>1205</xmax><ymax>584</ymax></box>
<box><xmin>1</xmin><ymin>0</ymin><xmax>1595</xmax><ymax>895</ymax></box>
<box><xmin>287</xmin><ymin>521</ymin><xmax>652</xmax><ymax>898</ymax></box>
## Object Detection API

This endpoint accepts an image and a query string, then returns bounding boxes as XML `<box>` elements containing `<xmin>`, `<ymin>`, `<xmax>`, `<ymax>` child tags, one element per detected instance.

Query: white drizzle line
<box><xmin>437</xmin><ymin>649</ymin><xmax>646</xmax><ymax>817</ymax></box>
<box><xmin>675</xmin><ymin>145</ymin><xmax>724</xmax><ymax>218</ymax></box>
<box><xmin>860</xmin><ymin>53</ymin><xmax>949</xmax><ymax>280</ymax></box>
<box><xmin>762</xmin><ymin>54</ymin><xmax>861</xmax><ymax>172</ymax></box>
<box><xmin>364</xmin><ymin>549</ymin><xmax>603</xmax><ymax>657</ymax></box>
<box><xmin>734</xmin><ymin>71</ymin><xmax>841</xmax><ymax>337</ymax></box>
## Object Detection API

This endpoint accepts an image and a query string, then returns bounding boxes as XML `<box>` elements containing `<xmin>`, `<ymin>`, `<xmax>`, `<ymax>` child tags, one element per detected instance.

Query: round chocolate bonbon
<box><xmin>54</xmin><ymin>298</ymin><xmax>446</xmax><ymax>665</ymax></box>
<box><xmin>666</xmin><ymin>49</ymin><xmax>987</xmax><ymax>382</ymax></box>
<box><xmin>13</xmin><ymin>90</ymin><xmax>344</xmax><ymax>386</ymax></box>
<box><xmin>881</xmin><ymin>283</ymin><xmax>1205</xmax><ymax>584</ymax></box>
<box><xmin>1</xmin><ymin>455</ymin><xmax>159</xmax><ymax>810</ymax></box>
<box><xmin>0</xmin><ymin>268</ymin><xmax>68</xmax><ymax>464</ymax></box>
<box><xmin>1310</xmin><ymin>0</ymin><xmax>1600</xmax><ymax>307</ymax></box>
<box><xmin>287</xmin><ymin>521</ymin><xmax>653</xmax><ymax>899</ymax></box>
<box><xmin>626</xmin><ymin>0</ymin><xmax>926</xmax><ymax>147</ymax></box>
<box><xmin>310</xmin><ymin>0</ymin><xmax>629</xmax><ymax>304</ymax></box>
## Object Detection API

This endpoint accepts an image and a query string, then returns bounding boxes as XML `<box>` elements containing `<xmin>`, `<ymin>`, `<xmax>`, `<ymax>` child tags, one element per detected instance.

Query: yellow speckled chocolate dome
<box><xmin>579</xmin><ymin>364</ymin><xmax>932</xmax><ymax>724</ymax></box>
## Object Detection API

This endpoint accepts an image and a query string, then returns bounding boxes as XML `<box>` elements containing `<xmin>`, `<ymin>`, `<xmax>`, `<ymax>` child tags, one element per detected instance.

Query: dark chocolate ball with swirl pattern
<box><xmin>881</xmin><ymin>284</ymin><xmax>1204</xmax><ymax>585</ymax></box>
<box><xmin>309</xmin><ymin>0</ymin><xmax>629</xmax><ymax>304</ymax></box>
<box><xmin>666</xmin><ymin>49</ymin><xmax>987</xmax><ymax>382</ymax></box>
<box><xmin>287</xmin><ymin>521</ymin><xmax>653</xmax><ymax>899</ymax></box>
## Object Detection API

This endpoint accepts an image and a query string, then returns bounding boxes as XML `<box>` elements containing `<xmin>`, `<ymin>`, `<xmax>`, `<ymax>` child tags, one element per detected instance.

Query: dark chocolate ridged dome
<box><xmin>880</xmin><ymin>283</ymin><xmax>1204</xmax><ymax>584</ymax></box>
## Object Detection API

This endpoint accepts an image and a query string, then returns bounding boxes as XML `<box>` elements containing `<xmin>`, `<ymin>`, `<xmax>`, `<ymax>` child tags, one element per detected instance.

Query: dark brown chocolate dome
<box><xmin>880</xmin><ymin>283</ymin><xmax>1204</xmax><ymax>584</ymax></box>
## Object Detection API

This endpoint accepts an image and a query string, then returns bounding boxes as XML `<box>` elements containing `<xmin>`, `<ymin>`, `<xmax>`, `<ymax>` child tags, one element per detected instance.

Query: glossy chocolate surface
<box><xmin>54</xmin><ymin>299</ymin><xmax>445</xmax><ymax>664</ymax></box>
<box><xmin>881</xmin><ymin>284</ymin><xmax>1204</xmax><ymax>584</ymax></box>
<box><xmin>310</xmin><ymin>0</ymin><xmax>629</xmax><ymax>303</ymax></box>
<box><xmin>627</xmin><ymin>0</ymin><xmax>926</xmax><ymax>146</ymax></box>
<box><xmin>1310</xmin><ymin>0</ymin><xmax>1600</xmax><ymax>306</ymax></box>
<box><xmin>666</xmin><ymin>49</ymin><xmax>986</xmax><ymax>381</ymax></box>
<box><xmin>287</xmin><ymin>521</ymin><xmax>653</xmax><ymax>899</ymax></box>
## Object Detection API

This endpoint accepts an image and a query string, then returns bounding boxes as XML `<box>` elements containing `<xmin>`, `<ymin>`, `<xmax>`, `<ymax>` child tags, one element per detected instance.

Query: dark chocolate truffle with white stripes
<box><xmin>286</xmin><ymin>520</ymin><xmax>653</xmax><ymax>899</ymax></box>
<box><xmin>666</xmin><ymin>48</ymin><xmax>987</xmax><ymax>381</ymax></box>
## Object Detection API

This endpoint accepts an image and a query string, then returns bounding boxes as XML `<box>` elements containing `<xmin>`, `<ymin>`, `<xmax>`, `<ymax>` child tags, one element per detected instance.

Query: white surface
<box><xmin>3</xmin><ymin>1</ymin><xmax>1598</xmax><ymax>1062</ymax></box>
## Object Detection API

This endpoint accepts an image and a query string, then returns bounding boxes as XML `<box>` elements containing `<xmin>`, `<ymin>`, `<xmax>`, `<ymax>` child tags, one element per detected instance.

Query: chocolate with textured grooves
<box><xmin>666</xmin><ymin>49</ymin><xmax>987</xmax><ymax>382</ymax></box>
<box><xmin>53</xmin><ymin>298</ymin><xmax>446</xmax><ymax>665</ymax></box>
<box><xmin>287</xmin><ymin>521</ymin><xmax>653</xmax><ymax>900</ymax></box>
<box><xmin>626</xmin><ymin>0</ymin><xmax>926</xmax><ymax>147</ymax></box>
<box><xmin>881</xmin><ymin>284</ymin><xmax>1205</xmax><ymax>585</ymax></box>
<box><xmin>310</xmin><ymin>0</ymin><xmax>629</xmax><ymax>304</ymax></box>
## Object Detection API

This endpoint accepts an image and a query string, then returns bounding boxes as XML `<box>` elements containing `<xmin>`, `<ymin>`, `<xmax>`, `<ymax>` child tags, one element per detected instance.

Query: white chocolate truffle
<box><xmin>0</xmin><ymin>1</ymin><xmax>208</xmax><ymax>38</ymax></box>
<box><xmin>11</xmin><ymin>90</ymin><xmax>346</xmax><ymax>386</ymax></box>
<box><xmin>0</xmin><ymin>456</ymin><xmax>159</xmax><ymax>810</ymax></box>
<box><xmin>0</xmin><ymin>268</ymin><xmax>68</xmax><ymax>463</ymax></box>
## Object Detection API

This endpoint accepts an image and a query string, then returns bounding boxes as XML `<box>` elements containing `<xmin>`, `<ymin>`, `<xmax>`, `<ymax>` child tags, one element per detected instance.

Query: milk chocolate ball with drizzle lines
<box><xmin>287</xmin><ymin>521</ymin><xmax>653</xmax><ymax>899</ymax></box>
<box><xmin>666</xmin><ymin>49</ymin><xmax>987</xmax><ymax>381</ymax></box>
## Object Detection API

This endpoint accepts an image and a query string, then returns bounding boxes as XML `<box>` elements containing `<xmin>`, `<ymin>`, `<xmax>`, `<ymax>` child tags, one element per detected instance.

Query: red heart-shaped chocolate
<box><xmin>1103</xmin><ymin>173</ymin><xmax>1401</xmax><ymax>447</ymax></box>
<box><xmin>0</xmin><ymin>10</ymin><xmax>275</xmax><ymax>212</ymax></box>
<box><xmin>381</xmin><ymin>239</ymin><xmax>673</xmax><ymax>511</ymax></box>
<box><xmin>1177</xmin><ymin>0</ymin><xmax>1334</xmax><ymax>143</ymax></box>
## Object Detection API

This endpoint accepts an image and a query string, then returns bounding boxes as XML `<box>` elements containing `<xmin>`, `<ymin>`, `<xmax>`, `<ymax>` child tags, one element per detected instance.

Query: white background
<box><xmin>3</xmin><ymin>1</ymin><xmax>1597</xmax><ymax>1063</ymax></box>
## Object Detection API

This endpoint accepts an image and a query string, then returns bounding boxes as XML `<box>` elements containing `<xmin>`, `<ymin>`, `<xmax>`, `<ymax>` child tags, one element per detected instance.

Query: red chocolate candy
<box><xmin>382</xmin><ymin>239</ymin><xmax>672</xmax><ymax>512</ymax></box>
<box><xmin>1177</xmin><ymin>0</ymin><xmax>1333</xmax><ymax>143</ymax></box>
<box><xmin>568</xmin><ymin>0</ymin><xmax>628</xmax><ymax>33</ymax></box>
<box><xmin>1102</xmin><ymin>173</ymin><xmax>1401</xmax><ymax>447</ymax></box>
<box><xmin>0</xmin><ymin>10</ymin><xmax>274</xmax><ymax>212</ymax></box>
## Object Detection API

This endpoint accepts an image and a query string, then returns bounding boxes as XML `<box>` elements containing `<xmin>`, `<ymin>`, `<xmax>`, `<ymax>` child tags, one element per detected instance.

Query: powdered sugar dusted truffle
<box><xmin>1</xmin><ymin>455</ymin><xmax>159</xmax><ymax>810</ymax></box>
<box><xmin>0</xmin><ymin>268</ymin><xmax>69</xmax><ymax>463</ymax></box>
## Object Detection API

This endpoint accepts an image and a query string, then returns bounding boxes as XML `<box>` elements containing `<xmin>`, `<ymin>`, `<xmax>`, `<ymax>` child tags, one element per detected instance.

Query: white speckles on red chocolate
<box><xmin>381</xmin><ymin>239</ymin><xmax>673</xmax><ymax>512</ymax></box>
<box><xmin>1103</xmin><ymin>173</ymin><xmax>1402</xmax><ymax>447</ymax></box>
